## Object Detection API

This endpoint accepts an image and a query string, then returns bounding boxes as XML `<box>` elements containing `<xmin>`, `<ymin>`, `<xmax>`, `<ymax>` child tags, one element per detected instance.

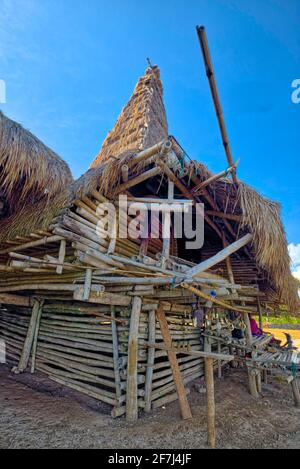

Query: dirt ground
<box><xmin>1</xmin><ymin>362</ymin><xmax>299</xmax><ymax>449</ymax></box>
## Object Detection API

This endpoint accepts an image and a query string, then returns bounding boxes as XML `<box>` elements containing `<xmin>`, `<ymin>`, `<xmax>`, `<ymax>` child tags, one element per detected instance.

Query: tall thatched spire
<box><xmin>90</xmin><ymin>66</ymin><xmax>168</xmax><ymax>168</ymax></box>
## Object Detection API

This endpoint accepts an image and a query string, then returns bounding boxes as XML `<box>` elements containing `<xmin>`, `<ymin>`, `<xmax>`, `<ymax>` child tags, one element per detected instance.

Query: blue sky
<box><xmin>0</xmin><ymin>0</ymin><xmax>299</xmax><ymax>269</ymax></box>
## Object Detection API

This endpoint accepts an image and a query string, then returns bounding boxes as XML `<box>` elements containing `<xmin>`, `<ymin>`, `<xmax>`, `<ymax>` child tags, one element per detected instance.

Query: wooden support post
<box><xmin>30</xmin><ymin>301</ymin><xmax>44</xmax><ymax>373</ymax></box>
<box><xmin>205</xmin><ymin>357</ymin><xmax>216</xmax><ymax>448</ymax></box>
<box><xmin>256</xmin><ymin>371</ymin><xmax>262</xmax><ymax>394</ymax></box>
<box><xmin>83</xmin><ymin>268</ymin><xmax>92</xmax><ymax>301</ymax></box>
<box><xmin>291</xmin><ymin>379</ymin><xmax>300</xmax><ymax>407</ymax></box>
<box><xmin>111</xmin><ymin>306</ymin><xmax>123</xmax><ymax>417</ymax></box>
<box><xmin>257</xmin><ymin>297</ymin><xmax>263</xmax><ymax>330</ymax></box>
<box><xmin>217</xmin><ymin>342</ymin><xmax>222</xmax><ymax>379</ymax></box>
<box><xmin>223</xmin><ymin>236</ymin><xmax>237</xmax><ymax>294</ymax></box>
<box><xmin>16</xmin><ymin>299</ymin><xmax>43</xmax><ymax>373</ymax></box>
<box><xmin>244</xmin><ymin>313</ymin><xmax>253</xmax><ymax>347</ymax></box>
<box><xmin>126</xmin><ymin>296</ymin><xmax>142</xmax><ymax>422</ymax></box>
<box><xmin>161</xmin><ymin>181</ymin><xmax>174</xmax><ymax>268</ymax></box>
<box><xmin>144</xmin><ymin>310</ymin><xmax>156</xmax><ymax>413</ymax></box>
<box><xmin>156</xmin><ymin>306</ymin><xmax>192</xmax><ymax>420</ymax></box>
<box><xmin>56</xmin><ymin>239</ymin><xmax>66</xmax><ymax>274</ymax></box>
<box><xmin>247</xmin><ymin>367</ymin><xmax>259</xmax><ymax>398</ymax></box>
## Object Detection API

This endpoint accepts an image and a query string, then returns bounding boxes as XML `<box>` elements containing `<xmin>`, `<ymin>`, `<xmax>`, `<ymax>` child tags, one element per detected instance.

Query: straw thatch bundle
<box><xmin>0</xmin><ymin>111</ymin><xmax>73</xmax><ymax>241</ymax></box>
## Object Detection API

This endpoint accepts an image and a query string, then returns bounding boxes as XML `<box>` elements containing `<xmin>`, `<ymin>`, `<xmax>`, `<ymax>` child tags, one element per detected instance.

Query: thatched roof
<box><xmin>0</xmin><ymin>111</ymin><xmax>73</xmax><ymax>241</ymax></box>
<box><xmin>90</xmin><ymin>66</ymin><xmax>168</xmax><ymax>167</ymax></box>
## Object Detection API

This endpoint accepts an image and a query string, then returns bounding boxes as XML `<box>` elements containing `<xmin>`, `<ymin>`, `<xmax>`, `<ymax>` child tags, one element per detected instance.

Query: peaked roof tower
<box><xmin>90</xmin><ymin>66</ymin><xmax>168</xmax><ymax>167</ymax></box>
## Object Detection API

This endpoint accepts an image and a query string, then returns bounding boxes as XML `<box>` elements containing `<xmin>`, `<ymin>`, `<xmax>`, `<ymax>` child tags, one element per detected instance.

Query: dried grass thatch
<box><xmin>237</xmin><ymin>183</ymin><xmax>299</xmax><ymax>313</ymax></box>
<box><xmin>0</xmin><ymin>111</ymin><xmax>73</xmax><ymax>241</ymax></box>
<box><xmin>0</xmin><ymin>111</ymin><xmax>73</xmax><ymax>202</ymax></box>
<box><xmin>90</xmin><ymin>66</ymin><xmax>168</xmax><ymax>168</ymax></box>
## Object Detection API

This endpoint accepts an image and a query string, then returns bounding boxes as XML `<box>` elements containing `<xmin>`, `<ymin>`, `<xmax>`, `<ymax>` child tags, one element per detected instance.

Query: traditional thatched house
<box><xmin>0</xmin><ymin>62</ymin><xmax>299</xmax><ymax>436</ymax></box>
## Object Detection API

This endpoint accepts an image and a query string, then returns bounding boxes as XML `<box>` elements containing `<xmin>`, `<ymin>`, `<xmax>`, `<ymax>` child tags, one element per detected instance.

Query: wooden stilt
<box><xmin>144</xmin><ymin>310</ymin><xmax>156</xmax><ymax>413</ymax></box>
<box><xmin>156</xmin><ymin>306</ymin><xmax>192</xmax><ymax>420</ymax></box>
<box><xmin>126</xmin><ymin>296</ymin><xmax>142</xmax><ymax>422</ymax></box>
<box><xmin>205</xmin><ymin>357</ymin><xmax>216</xmax><ymax>448</ymax></box>
<box><xmin>291</xmin><ymin>379</ymin><xmax>300</xmax><ymax>407</ymax></box>
<box><xmin>256</xmin><ymin>370</ymin><xmax>262</xmax><ymax>394</ymax></box>
<box><xmin>247</xmin><ymin>368</ymin><xmax>259</xmax><ymax>398</ymax></box>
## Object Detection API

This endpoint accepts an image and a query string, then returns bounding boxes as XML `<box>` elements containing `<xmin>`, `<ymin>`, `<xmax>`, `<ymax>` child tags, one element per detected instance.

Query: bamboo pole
<box><xmin>196</xmin><ymin>26</ymin><xmax>238</xmax><ymax>184</ymax></box>
<box><xmin>205</xmin><ymin>357</ymin><xmax>216</xmax><ymax>448</ymax></box>
<box><xmin>126</xmin><ymin>296</ymin><xmax>142</xmax><ymax>421</ymax></box>
<box><xmin>144</xmin><ymin>310</ymin><xmax>156</xmax><ymax>413</ymax></box>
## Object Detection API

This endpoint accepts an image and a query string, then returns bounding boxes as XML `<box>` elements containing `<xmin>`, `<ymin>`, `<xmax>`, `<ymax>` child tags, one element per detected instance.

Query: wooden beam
<box><xmin>205</xmin><ymin>210</ymin><xmax>241</xmax><ymax>222</ymax></box>
<box><xmin>114</xmin><ymin>166</ymin><xmax>161</xmax><ymax>195</ymax></box>
<box><xmin>192</xmin><ymin>159</ymin><xmax>239</xmax><ymax>194</ymax></box>
<box><xmin>181</xmin><ymin>284</ymin><xmax>253</xmax><ymax>315</ymax></box>
<box><xmin>156</xmin><ymin>306</ymin><xmax>192</xmax><ymax>420</ymax></box>
<box><xmin>126</xmin><ymin>296</ymin><xmax>142</xmax><ymax>422</ymax></box>
<box><xmin>0</xmin><ymin>293</ymin><xmax>32</xmax><ymax>307</ymax></box>
<box><xmin>186</xmin><ymin>233</ymin><xmax>253</xmax><ymax>277</ymax></box>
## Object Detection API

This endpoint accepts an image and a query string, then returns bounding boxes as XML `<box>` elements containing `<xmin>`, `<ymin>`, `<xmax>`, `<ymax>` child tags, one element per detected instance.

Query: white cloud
<box><xmin>288</xmin><ymin>243</ymin><xmax>300</xmax><ymax>268</ymax></box>
<box><xmin>288</xmin><ymin>244</ymin><xmax>300</xmax><ymax>284</ymax></box>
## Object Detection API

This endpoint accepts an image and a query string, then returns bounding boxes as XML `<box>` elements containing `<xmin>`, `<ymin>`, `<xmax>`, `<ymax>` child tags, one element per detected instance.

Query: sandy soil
<box><xmin>0</xmin><ymin>363</ymin><xmax>299</xmax><ymax>449</ymax></box>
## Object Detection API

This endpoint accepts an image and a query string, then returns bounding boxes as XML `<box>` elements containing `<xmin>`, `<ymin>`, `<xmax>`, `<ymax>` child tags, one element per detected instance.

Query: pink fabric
<box><xmin>249</xmin><ymin>318</ymin><xmax>263</xmax><ymax>336</ymax></box>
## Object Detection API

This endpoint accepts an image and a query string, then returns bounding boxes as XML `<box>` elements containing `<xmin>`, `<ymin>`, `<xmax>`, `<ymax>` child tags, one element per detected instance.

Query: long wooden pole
<box><xmin>186</xmin><ymin>233</ymin><xmax>253</xmax><ymax>278</ymax></box>
<box><xmin>205</xmin><ymin>357</ymin><xmax>216</xmax><ymax>448</ymax></box>
<box><xmin>196</xmin><ymin>26</ymin><xmax>238</xmax><ymax>184</ymax></box>
<box><xmin>126</xmin><ymin>296</ymin><xmax>142</xmax><ymax>421</ymax></box>
<box><xmin>156</xmin><ymin>306</ymin><xmax>192</xmax><ymax>420</ymax></box>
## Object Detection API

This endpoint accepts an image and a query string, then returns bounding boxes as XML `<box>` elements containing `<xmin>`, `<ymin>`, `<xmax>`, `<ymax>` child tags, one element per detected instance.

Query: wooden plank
<box><xmin>126</xmin><ymin>296</ymin><xmax>142</xmax><ymax>422</ymax></box>
<box><xmin>156</xmin><ymin>306</ymin><xmax>192</xmax><ymax>420</ymax></box>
